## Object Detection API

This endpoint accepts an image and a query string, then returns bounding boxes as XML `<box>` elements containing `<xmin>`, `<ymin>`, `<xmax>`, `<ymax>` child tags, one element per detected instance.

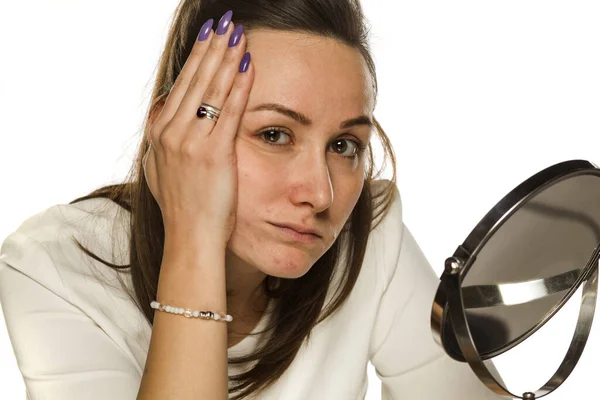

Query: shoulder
<box><xmin>0</xmin><ymin>198</ymin><xmax>150</xmax><ymax>375</ymax></box>
<box><xmin>367</xmin><ymin>179</ymin><xmax>405</xmax><ymax>288</ymax></box>
<box><xmin>5</xmin><ymin>196</ymin><xmax>128</xmax><ymax>247</ymax></box>
<box><xmin>0</xmin><ymin>197</ymin><xmax>131</xmax><ymax>301</ymax></box>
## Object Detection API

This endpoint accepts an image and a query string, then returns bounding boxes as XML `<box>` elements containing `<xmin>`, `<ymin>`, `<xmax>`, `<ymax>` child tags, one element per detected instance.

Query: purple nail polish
<box><xmin>228</xmin><ymin>24</ymin><xmax>244</xmax><ymax>47</ymax></box>
<box><xmin>239</xmin><ymin>52</ymin><xmax>251</xmax><ymax>73</ymax></box>
<box><xmin>216</xmin><ymin>10</ymin><xmax>233</xmax><ymax>35</ymax></box>
<box><xmin>197</xmin><ymin>19</ymin><xmax>214</xmax><ymax>41</ymax></box>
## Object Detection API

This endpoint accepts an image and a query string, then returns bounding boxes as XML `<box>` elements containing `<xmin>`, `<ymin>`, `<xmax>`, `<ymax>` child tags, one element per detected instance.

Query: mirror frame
<box><xmin>430</xmin><ymin>159</ymin><xmax>600</xmax><ymax>399</ymax></box>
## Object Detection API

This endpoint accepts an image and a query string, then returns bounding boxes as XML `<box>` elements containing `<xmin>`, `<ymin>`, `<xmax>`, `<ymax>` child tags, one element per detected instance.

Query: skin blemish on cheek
<box><xmin>273</xmin><ymin>258</ymin><xmax>281</xmax><ymax>265</ymax></box>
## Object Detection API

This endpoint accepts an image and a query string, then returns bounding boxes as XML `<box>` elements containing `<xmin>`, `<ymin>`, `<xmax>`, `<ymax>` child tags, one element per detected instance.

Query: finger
<box><xmin>149</xmin><ymin>17</ymin><xmax>216</xmax><ymax>136</ymax></box>
<box><xmin>174</xmin><ymin>13</ymin><xmax>237</xmax><ymax>125</ymax></box>
<box><xmin>210</xmin><ymin>51</ymin><xmax>254</xmax><ymax>145</ymax></box>
<box><xmin>186</xmin><ymin>25</ymin><xmax>248</xmax><ymax>139</ymax></box>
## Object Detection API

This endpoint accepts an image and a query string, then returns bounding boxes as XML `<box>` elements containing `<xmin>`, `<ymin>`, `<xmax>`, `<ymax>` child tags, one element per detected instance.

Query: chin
<box><xmin>266</xmin><ymin>264</ymin><xmax>312</xmax><ymax>280</ymax></box>
<box><xmin>259</xmin><ymin>245</ymin><xmax>316</xmax><ymax>279</ymax></box>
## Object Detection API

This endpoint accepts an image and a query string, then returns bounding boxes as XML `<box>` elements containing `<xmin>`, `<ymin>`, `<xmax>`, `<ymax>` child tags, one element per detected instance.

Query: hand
<box><xmin>142</xmin><ymin>12</ymin><xmax>253</xmax><ymax>247</ymax></box>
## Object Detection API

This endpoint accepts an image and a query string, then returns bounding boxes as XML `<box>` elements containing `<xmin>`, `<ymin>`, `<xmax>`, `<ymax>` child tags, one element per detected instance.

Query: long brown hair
<box><xmin>69</xmin><ymin>0</ymin><xmax>398</xmax><ymax>398</ymax></box>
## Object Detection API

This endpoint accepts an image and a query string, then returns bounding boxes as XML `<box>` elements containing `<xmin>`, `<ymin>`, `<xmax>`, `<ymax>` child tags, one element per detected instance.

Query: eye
<box><xmin>256</xmin><ymin>128</ymin><xmax>367</xmax><ymax>160</ymax></box>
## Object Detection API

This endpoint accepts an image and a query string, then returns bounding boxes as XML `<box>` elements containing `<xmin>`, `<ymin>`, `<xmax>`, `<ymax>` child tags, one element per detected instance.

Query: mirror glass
<box><xmin>444</xmin><ymin>173</ymin><xmax>600</xmax><ymax>358</ymax></box>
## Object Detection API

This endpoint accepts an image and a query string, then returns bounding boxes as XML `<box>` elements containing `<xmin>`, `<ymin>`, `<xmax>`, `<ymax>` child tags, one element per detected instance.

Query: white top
<box><xmin>0</xmin><ymin>180</ymin><xmax>503</xmax><ymax>399</ymax></box>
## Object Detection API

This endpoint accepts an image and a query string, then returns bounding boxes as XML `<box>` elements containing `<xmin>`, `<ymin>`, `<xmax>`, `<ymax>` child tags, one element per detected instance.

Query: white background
<box><xmin>1</xmin><ymin>1</ymin><xmax>599</xmax><ymax>399</ymax></box>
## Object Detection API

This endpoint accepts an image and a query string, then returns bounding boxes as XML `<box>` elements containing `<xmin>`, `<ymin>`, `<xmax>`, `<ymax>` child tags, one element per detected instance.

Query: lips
<box><xmin>271</xmin><ymin>222</ymin><xmax>321</xmax><ymax>238</ymax></box>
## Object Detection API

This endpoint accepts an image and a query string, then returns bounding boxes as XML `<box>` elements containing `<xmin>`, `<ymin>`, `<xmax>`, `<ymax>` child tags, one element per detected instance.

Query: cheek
<box><xmin>236</xmin><ymin>148</ymin><xmax>270</xmax><ymax>199</ymax></box>
<box><xmin>335</xmin><ymin>179</ymin><xmax>365</xmax><ymax>223</ymax></box>
<box><xmin>235</xmin><ymin>139</ymin><xmax>280</xmax><ymax>185</ymax></box>
<box><xmin>235</xmin><ymin>143</ymin><xmax>291</xmax><ymax>220</ymax></box>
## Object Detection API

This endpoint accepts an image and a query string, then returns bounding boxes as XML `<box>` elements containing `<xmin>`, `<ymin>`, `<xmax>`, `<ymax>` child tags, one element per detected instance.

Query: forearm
<box><xmin>137</xmin><ymin>231</ymin><xmax>228</xmax><ymax>399</ymax></box>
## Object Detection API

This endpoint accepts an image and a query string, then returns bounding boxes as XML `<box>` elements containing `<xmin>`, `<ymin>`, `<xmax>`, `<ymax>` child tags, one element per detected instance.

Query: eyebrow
<box><xmin>248</xmin><ymin>102</ymin><xmax>373</xmax><ymax>130</ymax></box>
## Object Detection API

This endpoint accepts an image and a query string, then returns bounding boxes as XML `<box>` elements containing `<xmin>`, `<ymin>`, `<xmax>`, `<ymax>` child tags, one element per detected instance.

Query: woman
<box><xmin>0</xmin><ymin>1</ymin><xmax>505</xmax><ymax>399</ymax></box>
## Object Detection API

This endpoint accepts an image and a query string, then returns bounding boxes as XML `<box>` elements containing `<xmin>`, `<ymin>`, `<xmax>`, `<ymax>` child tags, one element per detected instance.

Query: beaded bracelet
<box><xmin>150</xmin><ymin>300</ymin><xmax>233</xmax><ymax>322</ymax></box>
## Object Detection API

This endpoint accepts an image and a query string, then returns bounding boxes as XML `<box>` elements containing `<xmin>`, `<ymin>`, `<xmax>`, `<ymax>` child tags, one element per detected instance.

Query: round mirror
<box><xmin>431</xmin><ymin>159</ymin><xmax>600</xmax><ymax>399</ymax></box>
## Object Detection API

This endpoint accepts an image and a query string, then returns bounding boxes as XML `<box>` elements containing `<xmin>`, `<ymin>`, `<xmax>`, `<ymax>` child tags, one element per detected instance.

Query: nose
<box><xmin>287</xmin><ymin>152</ymin><xmax>334</xmax><ymax>213</ymax></box>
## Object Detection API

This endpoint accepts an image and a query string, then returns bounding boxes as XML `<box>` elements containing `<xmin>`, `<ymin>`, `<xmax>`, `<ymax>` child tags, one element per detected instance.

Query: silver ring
<box><xmin>197</xmin><ymin>103</ymin><xmax>221</xmax><ymax>121</ymax></box>
<box><xmin>201</xmin><ymin>103</ymin><xmax>221</xmax><ymax>116</ymax></box>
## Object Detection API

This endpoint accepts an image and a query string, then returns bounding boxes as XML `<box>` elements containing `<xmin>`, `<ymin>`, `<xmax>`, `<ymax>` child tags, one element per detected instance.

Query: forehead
<box><xmin>244</xmin><ymin>29</ymin><xmax>375</xmax><ymax>122</ymax></box>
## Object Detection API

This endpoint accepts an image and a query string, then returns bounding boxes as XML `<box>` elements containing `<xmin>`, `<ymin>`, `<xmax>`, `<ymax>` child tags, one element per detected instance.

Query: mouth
<box><xmin>270</xmin><ymin>223</ymin><xmax>320</xmax><ymax>244</ymax></box>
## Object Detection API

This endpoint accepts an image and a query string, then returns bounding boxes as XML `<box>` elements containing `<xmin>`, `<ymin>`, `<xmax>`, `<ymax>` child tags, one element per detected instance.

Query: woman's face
<box><xmin>229</xmin><ymin>29</ymin><xmax>375</xmax><ymax>279</ymax></box>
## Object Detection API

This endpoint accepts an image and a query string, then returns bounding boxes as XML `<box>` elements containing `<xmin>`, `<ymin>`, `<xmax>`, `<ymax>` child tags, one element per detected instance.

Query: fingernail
<box><xmin>239</xmin><ymin>52</ymin><xmax>251</xmax><ymax>73</ymax></box>
<box><xmin>228</xmin><ymin>24</ymin><xmax>244</xmax><ymax>47</ymax></box>
<box><xmin>216</xmin><ymin>10</ymin><xmax>233</xmax><ymax>35</ymax></box>
<box><xmin>197</xmin><ymin>19</ymin><xmax>214</xmax><ymax>41</ymax></box>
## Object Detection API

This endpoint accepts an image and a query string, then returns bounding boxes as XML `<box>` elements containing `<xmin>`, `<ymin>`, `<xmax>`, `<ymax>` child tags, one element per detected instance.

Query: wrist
<box><xmin>161</xmin><ymin>229</ymin><xmax>226</xmax><ymax>272</ymax></box>
<box><xmin>164</xmin><ymin>223</ymin><xmax>225</xmax><ymax>247</ymax></box>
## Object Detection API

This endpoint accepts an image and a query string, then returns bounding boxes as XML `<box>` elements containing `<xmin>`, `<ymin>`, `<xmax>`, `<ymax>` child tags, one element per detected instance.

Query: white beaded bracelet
<box><xmin>150</xmin><ymin>300</ymin><xmax>233</xmax><ymax>322</ymax></box>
